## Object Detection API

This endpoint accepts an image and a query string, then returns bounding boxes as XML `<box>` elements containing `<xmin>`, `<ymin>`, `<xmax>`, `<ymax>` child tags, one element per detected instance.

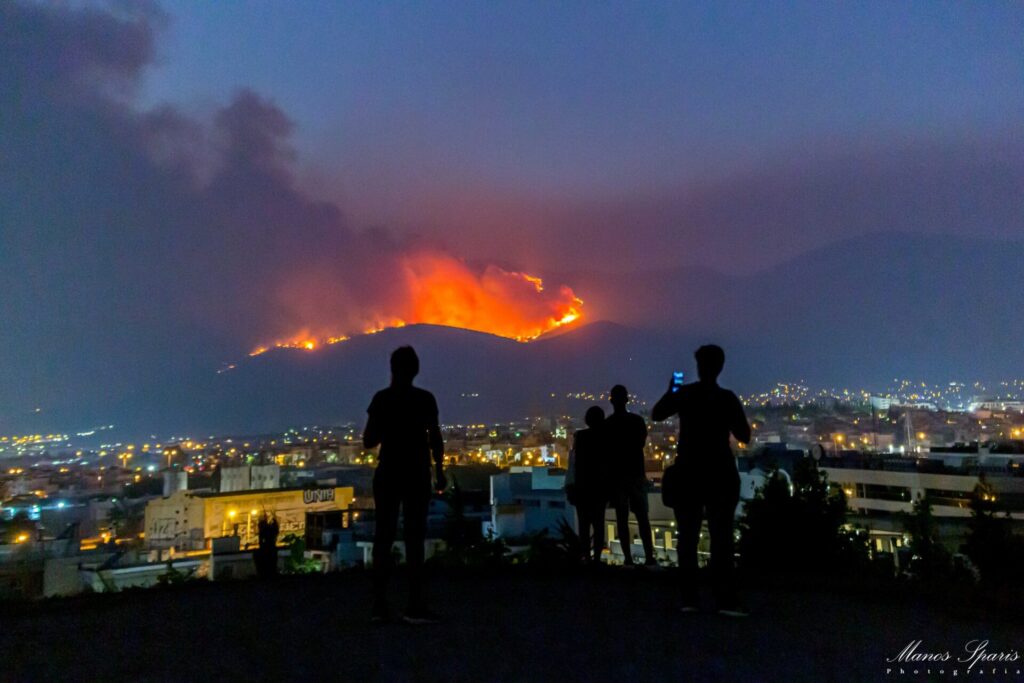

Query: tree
<box><xmin>282</xmin><ymin>533</ymin><xmax>322</xmax><ymax>574</ymax></box>
<box><xmin>901</xmin><ymin>494</ymin><xmax>952</xmax><ymax>582</ymax></box>
<box><xmin>962</xmin><ymin>481</ymin><xmax>1024</xmax><ymax>587</ymax></box>
<box><xmin>738</xmin><ymin>458</ymin><xmax>869</xmax><ymax>573</ymax></box>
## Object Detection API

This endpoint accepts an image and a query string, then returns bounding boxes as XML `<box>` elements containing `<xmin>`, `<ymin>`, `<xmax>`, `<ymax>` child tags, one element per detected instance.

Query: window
<box><xmin>859</xmin><ymin>484</ymin><xmax>911</xmax><ymax>502</ymax></box>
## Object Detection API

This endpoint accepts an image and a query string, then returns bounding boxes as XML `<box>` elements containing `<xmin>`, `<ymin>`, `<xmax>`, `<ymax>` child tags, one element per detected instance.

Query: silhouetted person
<box><xmin>567</xmin><ymin>406</ymin><xmax>609</xmax><ymax>563</ymax></box>
<box><xmin>254</xmin><ymin>513</ymin><xmax>279</xmax><ymax>578</ymax></box>
<box><xmin>606</xmin><ymin>385</ymin><xmax>655</xmax><ymax>566</ymax></box>
<box><xmin>652</xmin><ymin>344</ymin><xmax>751</xmax><ymax>617</ymax></box>
<box><xmin>363</xmin><ymin>346</ymin><xmax>446</xmax><ymax>624</ymax></box>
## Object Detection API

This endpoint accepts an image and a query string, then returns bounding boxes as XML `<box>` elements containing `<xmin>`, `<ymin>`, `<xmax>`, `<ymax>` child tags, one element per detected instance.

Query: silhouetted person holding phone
<box><xmin>363</xmin><ymin>346</ymin><xmax>447</xmax><ymax>624</ymax></box>
<box><xmin>566</xmin><ymin>406</ymin><xmax>609</xmax><ymax>563</ymax></box>
<box><xmin>652</xmin><ymin>344</ymin><xmax>751</xmax><ymax>617</ymax></box>
<box><xmin>606</xmin><ymin>385</ymin><xmax>655</xmax><ymax>566</ymax></box>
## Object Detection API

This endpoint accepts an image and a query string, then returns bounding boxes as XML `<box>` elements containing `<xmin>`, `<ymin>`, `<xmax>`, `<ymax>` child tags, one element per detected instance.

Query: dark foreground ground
<box><xmin>1</xmin><ymin>567</ymin><xmax>1020</xmax><ymax>682</ymax></box>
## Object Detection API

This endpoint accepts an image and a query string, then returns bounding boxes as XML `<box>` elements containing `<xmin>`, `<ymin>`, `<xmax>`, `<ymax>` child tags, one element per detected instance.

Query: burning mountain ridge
<box><xmin>249</xmin><ymin>250</ymin><xmax>583</xmax><ymax>355</ymax></box>
<box><xmin>2</xmin><ymin>1</ymin><xmax>593</xmax><ymax>410</ymax></box>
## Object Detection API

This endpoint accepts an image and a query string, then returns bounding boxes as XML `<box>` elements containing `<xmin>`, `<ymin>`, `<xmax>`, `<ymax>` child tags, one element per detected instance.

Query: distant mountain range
<box><xmin>138</xmin><ymin>320</ymin><xmax>693</xmax><ymax>435</ymax></box>
<box><xmin>9</xmin><ymin>232</ymin><xmax>1023</xmax><ymax>436</ymax></box>
<box><xmin>560</xmin><ymin>231</ymin><xmax>1024</xmax><ymax>388</ymax></box>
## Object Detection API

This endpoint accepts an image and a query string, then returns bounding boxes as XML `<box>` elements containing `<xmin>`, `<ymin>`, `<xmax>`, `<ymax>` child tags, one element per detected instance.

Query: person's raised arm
<box><xmin>362</xmin><ymin>393</ymin><xmax>382</xmax><ymax>450</ymax></box>
<box><xmin>427</xmin><ymin>394</ymin><xmax>447</xmax><ymax>491</ymax></box>
<box><xmin>362</xmin><ymin>399</ymin><xmax>381</xmax><ymax>449</ymax></box>
<box><xmin>651</xmin><ymin>378</ymin><xmax>678</xmax><ymax>422</ymax></box>
<box><xmin>730</xmin><ymin>392</ymin><xmax>752</xmax><ymax>445</ymax></box>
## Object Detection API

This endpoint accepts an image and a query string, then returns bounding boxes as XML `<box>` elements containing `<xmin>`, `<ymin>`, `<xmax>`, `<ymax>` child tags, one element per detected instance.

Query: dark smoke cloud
<box><xmin>387</xmin><ymin>133</ymin><xmax>1024</xmax><ymax>275</ymax></box>
<box><xmin>0</xmin><ymin>1</ymin><xmax>563</xmax><ymax>427</ymax></box>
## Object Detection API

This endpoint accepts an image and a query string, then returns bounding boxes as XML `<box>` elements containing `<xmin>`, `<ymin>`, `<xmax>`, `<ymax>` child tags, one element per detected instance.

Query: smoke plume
<box><xmin>0</xmin><ymin>1</ymin><xmax>584</xmax><ymax>422</ymax></box>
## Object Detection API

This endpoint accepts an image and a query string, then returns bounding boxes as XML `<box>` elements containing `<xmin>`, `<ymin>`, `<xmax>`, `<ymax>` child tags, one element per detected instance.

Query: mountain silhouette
<box><xmin>152</xmin><ymin>322</ymin><xmax>687</xmax><ymax>435</ymax></box>
<box><xmin>8</xmin><ymin>232</ymin><xmax>1023</xmax><ymax>436</ymax></box>
<box><xmin>561</xmin><ymin>231</ymin><xmax>1024</xmax><ymax>387</ymax></box>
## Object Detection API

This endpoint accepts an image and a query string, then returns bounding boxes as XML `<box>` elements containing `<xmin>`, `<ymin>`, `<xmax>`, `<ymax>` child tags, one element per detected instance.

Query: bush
<box><xmin>961</xmin><ymin>482</ymin><xmax>1024</xmax><ymax>587</ymax></box>
<box><xmin>282</xmin><ymin>533</ymin><xmax>321</xmax><ymax>574</ymax></box>
<box><xmin>738</xmin><ymin>458</ymin><xmax>869</xmax><ymax>574</ymax></box>
<box><xmin>519</xmin><ymin>519</ymin><xmax>585</xmax><ymax>568</ymax></box>
<box><xmin>157</xmin><ymin>561</ymin><xmax>196</xmax><ymax>586</ymax></box>
<box><xmin>900</xmin><ymin>494</ymin><xmax>955</xmax><ymax>583</ymax></box>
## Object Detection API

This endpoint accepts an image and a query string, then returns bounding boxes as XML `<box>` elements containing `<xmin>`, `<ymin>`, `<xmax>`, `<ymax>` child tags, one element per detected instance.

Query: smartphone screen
<box><xmin>671</xmin><ymin>371</ymin><xmax>684</xmax><ymax>392</ymax></box>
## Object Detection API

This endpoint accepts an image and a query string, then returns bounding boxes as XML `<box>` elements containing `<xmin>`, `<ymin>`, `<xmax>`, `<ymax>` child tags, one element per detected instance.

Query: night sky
<box><xmin>141</xmin><ymin>1</ymin><xmax>1023</xmax><ymax>271</ymax></box>
<box><xmin>1</xmin><ymin>1</ymin><xmax>1022</xmax><ymax>430</ymax></box>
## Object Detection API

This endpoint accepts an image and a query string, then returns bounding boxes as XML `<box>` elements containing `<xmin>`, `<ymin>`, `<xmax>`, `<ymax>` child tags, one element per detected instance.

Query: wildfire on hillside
<box><xmin>248</xmin><ymin>251</ymin><xmax>583</xmax><ymax>356</ymax></box>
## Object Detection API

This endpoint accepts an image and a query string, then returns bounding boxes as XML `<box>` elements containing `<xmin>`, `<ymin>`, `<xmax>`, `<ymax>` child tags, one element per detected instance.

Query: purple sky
<box><xmin>0</xmin><ymin>0</ymin><xmax>1022</xmax><ymax>428</ymax></box>
<box><xmin>140</xmin><ymin>1</ymin><xmax>1023</xmax><ymax>271</ymax></box>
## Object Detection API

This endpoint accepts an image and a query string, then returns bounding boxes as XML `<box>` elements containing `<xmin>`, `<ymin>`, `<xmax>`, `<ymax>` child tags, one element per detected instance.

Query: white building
<box><xmin>823</xmin><ymin>453</ymin><xmax>1024</xmax><ymax>521</ymax></box>
<box><xmin>968</xmin><ymin>398</ymin><xmax>1024</xmax><ymax>414</ymax></box>
<box><xmin>488</xmin><ymin>467</ymin><xmax>572</xmax><ymax>539</ymax></box>
<box><xmin>219</xmin><ymin>464</ymin><xmax>280</xmax><ymax>492</ymax></box>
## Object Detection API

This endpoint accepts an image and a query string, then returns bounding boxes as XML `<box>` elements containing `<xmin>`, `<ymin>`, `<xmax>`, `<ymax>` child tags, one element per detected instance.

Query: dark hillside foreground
<box><xmin>1</xmin><ymin>567</ymin><xmax>1020</xmax><ymax>682</ymax></box>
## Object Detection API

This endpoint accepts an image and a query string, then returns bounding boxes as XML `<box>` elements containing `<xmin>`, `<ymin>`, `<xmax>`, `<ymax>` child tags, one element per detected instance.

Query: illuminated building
<box><xmin>143</xmin><ymin>485</ymin><xmax>354</xmax><ymax>552</ymax></box>
<box><xmin>823</xmin><ymin>450</ymin><xmax>1024</xmax><ymax>521</ymax></box>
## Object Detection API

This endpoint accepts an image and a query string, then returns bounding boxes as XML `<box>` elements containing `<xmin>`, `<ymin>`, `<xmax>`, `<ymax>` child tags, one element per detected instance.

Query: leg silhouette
<box><xmin>613</xmin><ymin>494</ymin><xmax>634</xmax><ymax>564</ymax></box>
<box><xmin>707</xmin><ymin>475</ymin><xmax>740</xmax><ymax>608</ymax></box>
<box><xmin>635</xmin><ymin>505</ymin><xmax>655</xmax><ymax>564</ymax></box>
<box><xmin>403</xmin><ymin>483</ymin><xmax>430</xmax><ymax>610</ymax></box>
<box><xmin>372</xmin><ymin>473</ymin><xmax>400</xmax><ymax>610</ymax></box>
<box><xmin>675</xmin><ymin>494</ymin><xmax>703</xmax><ymax>606</ymax></box>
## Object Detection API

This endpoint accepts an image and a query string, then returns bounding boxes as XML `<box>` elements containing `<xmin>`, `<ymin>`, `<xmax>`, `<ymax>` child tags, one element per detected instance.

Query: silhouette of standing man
<box><xmin>364</xmin><ymin>346</ymin><xmax>446</xmax><ymax>624</ymax></box>
<box><xmin>652</xmin><ymin>345</ymin><xmax>751</xmax><ymax>616</ymax></box>
<box><xmin>606</xmin><ymin>385</ymin><xmax>656</xmax><ymax>566</ymax></box>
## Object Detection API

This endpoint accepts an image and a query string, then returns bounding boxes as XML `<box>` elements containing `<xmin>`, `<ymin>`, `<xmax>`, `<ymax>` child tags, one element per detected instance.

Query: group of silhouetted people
<box><xmin>364</xmin><ymin>343</ymin><xmax>751</xmax><ymax>623</ymax></box>
<box><xmin>566</xmin><ymin>385</ymin><xmax>656</xmax><ymax>566</ymax></box>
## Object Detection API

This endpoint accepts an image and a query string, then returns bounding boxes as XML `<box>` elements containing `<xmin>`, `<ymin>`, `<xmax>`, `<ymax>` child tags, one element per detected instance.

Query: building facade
<box><xmin>144</xmin><ymin>485</ymin><xmax>354</xmax><ymax>551</ymax></box>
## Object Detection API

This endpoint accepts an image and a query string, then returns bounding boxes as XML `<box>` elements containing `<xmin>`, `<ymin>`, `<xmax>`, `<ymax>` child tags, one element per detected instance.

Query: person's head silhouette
<box><xmin>610</xmin><ymin>385</ymin><xmax>629</xmax><ymax>413</ymax></box>
<box><xmin>695</xmin><ymin>344</ymin><xmax>725</xmax><ymax>383</ymax></box>
<box><xmin>390</xmin><ymin>346</ymin><xmax>419</xmax><ymax>386</ymax></box>
<box><xmin>584</xmin><ymin>405</ymin><xmax>605</xmax><ymax>429</ymax></box>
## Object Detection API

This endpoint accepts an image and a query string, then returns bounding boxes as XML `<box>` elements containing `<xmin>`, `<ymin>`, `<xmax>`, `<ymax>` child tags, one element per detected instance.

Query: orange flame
<box><xmin>399</xmin><ymin>252</ymin><xmax>583</xmax><ymax>342</ymax></box>
<box><xmin>249</xmin><ymin>251</ymin><xmax>583</xmax><ymax>354</ymax></box>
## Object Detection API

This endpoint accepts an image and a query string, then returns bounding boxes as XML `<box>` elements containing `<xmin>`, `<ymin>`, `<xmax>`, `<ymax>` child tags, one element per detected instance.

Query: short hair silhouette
<box><xmin>390</xmin><ymin>346</ymin><xmax>419</xmax><ymax>383</ymax></box>
<box><xmin>695</xmin><ymin>344</ymin><xmax>725</xmax><ymax>381</ymax></box>
<box><xmin>584</xmin><ymin>405</ymin><xmax>605</xmax><ymax>428</ymax></box>
<box><xmin>609</xmin><ymin>384</ymin><xmax>629</xmax><ymax>406</ymax></box>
